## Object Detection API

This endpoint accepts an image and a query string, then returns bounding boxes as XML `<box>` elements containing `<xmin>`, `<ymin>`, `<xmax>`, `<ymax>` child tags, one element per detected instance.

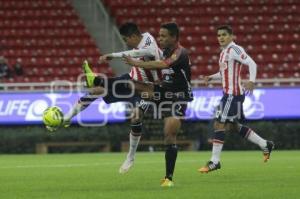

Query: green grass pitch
<box><xmin>0</xmin><ymin>151</ymin><xmax>299</xmax><ymax>199</ymax></box>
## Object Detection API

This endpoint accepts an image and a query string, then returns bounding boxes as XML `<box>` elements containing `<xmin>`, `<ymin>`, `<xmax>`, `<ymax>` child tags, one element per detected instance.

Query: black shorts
<box><xmin>160</xmin><ymin>100</ymin><xmax>188</xmax><ymax>118</ymax></box>
<box><xmin>144</xmin><ymin>100</ymin><xmax>188</xmax><ymax>119</ymax></box>
<box><xmin>102</xmin><ymin>74</ymin><xmax>143</xmax><ymax>109</ymax></box>
<box><xmin>215</xmin><ymin>94</ymin><xmax>245</xmax><ymax>123</ymax></box>
<box><xmin>142</xmin><ymin>84</ymin><xmax>191</xmax><ymax>119</ymax></box>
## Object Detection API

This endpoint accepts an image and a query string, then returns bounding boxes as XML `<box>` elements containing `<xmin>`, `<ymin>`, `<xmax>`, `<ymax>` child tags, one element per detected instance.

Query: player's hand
<box><xmin>122</xmin><ymin>54</ymin><xmax>135</xmax><ymax>66</ymax></box>
<box><xmin>203</xmin><ymin>76</ymin><xmax>211</xmax><ymax>86</ymax></box>
<box><xmin>99</xmin><ymin>54</ymin><xmax>113</xmax><ymax>64</ymax></box>
<box><xmin>244</xmin><ymin>81</ymin><xmax>255</xmax><ymax>95</ymax></box>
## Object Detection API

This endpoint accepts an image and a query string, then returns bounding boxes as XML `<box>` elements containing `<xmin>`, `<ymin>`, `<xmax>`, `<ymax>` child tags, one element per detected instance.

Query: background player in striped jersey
<box><xmin>198</xmin><ymin>25</ymin><xmax>274</xmax><ymax>173</ymax></box>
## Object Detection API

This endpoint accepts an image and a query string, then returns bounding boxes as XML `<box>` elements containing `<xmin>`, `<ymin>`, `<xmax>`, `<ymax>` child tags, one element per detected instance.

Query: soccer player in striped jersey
<box><xmin>96</xmin><ymin>23</ymin><xmax>162</xmax><ymax>174</ymax></box>
<box><xmin>99</xmin><ymin>25</ymin><xmax>162</xmax><ymax>83</ymax></box>
<box><xmin>51</xmin><ymin>23</ymin><xmax>162</xmax><ymax>173</ymax></box>
<box><xmin>198</xmin><ymin>25</ymin><xmax>274</xmax><ymax>173</ymax></box>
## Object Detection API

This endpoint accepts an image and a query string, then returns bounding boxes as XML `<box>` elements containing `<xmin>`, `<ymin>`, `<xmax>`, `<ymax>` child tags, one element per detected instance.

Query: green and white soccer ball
<box><xmin>42</xmin><ymin>106</ymin><xmax>64</xmax><ymax>127</ymax></box>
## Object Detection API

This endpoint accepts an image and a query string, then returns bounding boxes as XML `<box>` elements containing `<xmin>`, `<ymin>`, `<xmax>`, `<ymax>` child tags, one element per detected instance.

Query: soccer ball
<box><xmin>42</xmin><ymin>106</ymin><xmax>64</xmax><ymax>127</ymax></box>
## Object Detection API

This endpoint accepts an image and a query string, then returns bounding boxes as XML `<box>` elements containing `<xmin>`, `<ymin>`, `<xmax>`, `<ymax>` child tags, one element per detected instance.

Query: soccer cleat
<box><xmin>160</xmin><ymin>178</ymin><xmax>174</xmax><ymax>187</ymax></box>
<box><xmin>82</xmin><ymin>60</ymin><xmax>95</xmax><ymax>88</ymax></box>
<box><xmin>198</xmin><ymin>161</ymin><xmax>221</xmax><ymax>173</ymax></box>
<box><xmin>119</xmin><ymin>158</ymin><xmax>134</xmax><ymax>174</ymax></box>
<box><xmin>263</xmin><ymin>140</ymin><xmax>274</xmax><ymax>162</ymax></box>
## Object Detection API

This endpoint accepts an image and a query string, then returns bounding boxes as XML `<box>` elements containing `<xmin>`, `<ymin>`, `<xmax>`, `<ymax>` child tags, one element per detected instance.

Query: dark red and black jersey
<box><xmin>161</xmin><ymin>44</ymin><xmax>193</xmax><ymax>101</ymax></box>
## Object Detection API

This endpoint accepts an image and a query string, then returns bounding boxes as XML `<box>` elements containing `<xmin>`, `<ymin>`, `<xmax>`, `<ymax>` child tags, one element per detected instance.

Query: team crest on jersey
<box><xmin>219</xmin><ymin>62</ymin><xmax>228</xmax><ymax>70</ymax></box>
<box><xmin>171</xmin><ymin>53</ymin><xmax>177</xmax><ymax>61</ymax></box>
<box><xmin>241</xmin><ymin>54</ymin><xmax>247</xmax><ymax>60</ymax></box>
<box><xmin>225</xmin><ymin>55</ymin><xmax>229</xmax><ymax>61</ymax></box>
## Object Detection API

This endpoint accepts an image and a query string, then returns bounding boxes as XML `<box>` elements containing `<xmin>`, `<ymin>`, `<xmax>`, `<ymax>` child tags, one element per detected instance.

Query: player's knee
<box><xmin>213</xmin><ymin>120</ymin><xmax>225</xmax><ymax>131</ymax></box>
<box><xmin>131</xmin><ymin>107</ymin><xmax>143</xmax><ymax>122</ymax></box>
<box><xmin>88</xmin><ymin>86</ymin><xmax>105</xmax><ymax>95</ymax></box>
<box><xmin>225</xmin><ymin>123</ymin><xmax>237</xmax><ymax>133</ymax></box>
<box><xmin>164</xmin><ymin>134</ymin><xmax>176</xmax><ymax>145</ymax></box>
<box><xmin>238</xmin><ymin>125</ymin><xmax>251</xmax><ymax>138</ymax></box>
<box><xmin>213</xmin><ymin>130</ymin><xmax>225</xmax><ymax>142</ymax></box>
<box><xmin>164</xmin><ymin>117</ymin><xmax>181</xmax><ymax>137</ymax></box>
<box><xmin>130</xmin><ymin>120</ymin><xmax>142</xmax><ymax>134</ymax></box>
<box><xmin>94</xmin><ymin>76</ymin><xmax>104</xmax><ymax>87</ymax></box>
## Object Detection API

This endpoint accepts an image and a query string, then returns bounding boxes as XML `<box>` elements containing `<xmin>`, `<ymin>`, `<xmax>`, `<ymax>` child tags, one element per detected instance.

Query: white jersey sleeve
<box><xmin>231</xmin><ymin>46</ymin><xmax>257</xmax><ymax>82</ymax></box>
<box><xmin>111</xmin><ymin>32</ymin><xmax>159</xmax><ymax>59</ymax></box>
<box><xmin>111</xmin><ymin>48</ymin><xmax>154</xmax><ymax>58</ymax></box>
<box><xmin>209</xmin><ymin>72</ymin><xmax>222</xmax><ymax>80</ymax></box>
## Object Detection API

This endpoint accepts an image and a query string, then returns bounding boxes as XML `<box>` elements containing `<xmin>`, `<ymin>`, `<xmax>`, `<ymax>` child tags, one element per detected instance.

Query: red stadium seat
<box><xmin>102</xmin><ymin>0</ymin><xmax>300</xmax><ymax>80</ymax></box>
<box><xmin>0</xmin><ymin>0</ymin><xmax>112</xmax><ymax>83</ymax></box>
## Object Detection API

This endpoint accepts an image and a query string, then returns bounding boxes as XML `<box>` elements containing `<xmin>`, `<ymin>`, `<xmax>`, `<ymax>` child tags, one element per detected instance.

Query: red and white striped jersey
<box><xmin>219</xmin><ymin>41</ymin><xmax>257</xmax><ymax>95</ymax></box>
<box><xmin>129</xmin><ymin>32</ymin><xmax>162</xmax><ymax>83</ymax></box>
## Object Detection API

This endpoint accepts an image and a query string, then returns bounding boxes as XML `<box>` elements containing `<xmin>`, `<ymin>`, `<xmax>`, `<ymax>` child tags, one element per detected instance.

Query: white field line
<box><xmin>0</xmin><ymin>159</ymin><xmax>199</xmax><ymax>169</ymax></box>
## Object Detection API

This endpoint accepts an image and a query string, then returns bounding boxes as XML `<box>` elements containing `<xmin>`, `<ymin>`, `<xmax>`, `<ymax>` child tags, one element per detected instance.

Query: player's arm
<box><xmin>234</xmin><ymin>50</ymin><xmax>257</xmax><ymax>93</ymax></box>
<box><xmin>123</xmin><ymin>48</ymin><xmax>182</xmax><ymax>69</ymax></box>
<box><xmin>123</xmin><ymin>55</ymin><xmax>168</xmax><ymax>69</ymax></box>
<box><xmin>208</xmin><ymin>72</ymin><xmax>222</xmax><ymax>80</ymax></box>
<box><xmin>99</xmin><ymin>48</ymin><xmax>154</xmax><ymax>63</ymax></box>
<box><xmin>203</xmin><ymin>72</ymin><xmax>221</xmax><ymax>85</ymax></box>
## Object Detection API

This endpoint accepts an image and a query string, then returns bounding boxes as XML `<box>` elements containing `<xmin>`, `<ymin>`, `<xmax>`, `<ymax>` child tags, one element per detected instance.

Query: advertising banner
<box><xmin>1</xmin><ymin>88</ymin><xmax>299</xmax><ymax>125</ymax></box>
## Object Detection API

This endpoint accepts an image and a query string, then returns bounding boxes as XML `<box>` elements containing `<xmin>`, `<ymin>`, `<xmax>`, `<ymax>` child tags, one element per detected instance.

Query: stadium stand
<box><xmin>102</xmin><ymin>0</ymin><xmax>300</xmax><ymax>81</ymax></box>
<box><xmin>1</xmin><ymin>0</ymin><xmax>299</xmax><ymax>87</ymax></box>
<box><xmin>0</xmin><ymin>0</ymin><xmax>113</xmax><ymax>83</ymax></box>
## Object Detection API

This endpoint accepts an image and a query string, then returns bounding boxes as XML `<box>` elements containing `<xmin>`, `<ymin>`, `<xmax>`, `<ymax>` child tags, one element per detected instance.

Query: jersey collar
<box><xmin>222</xmin><ymin>41</ymin><xmax>235</xmax><ymax>51</ymax></box>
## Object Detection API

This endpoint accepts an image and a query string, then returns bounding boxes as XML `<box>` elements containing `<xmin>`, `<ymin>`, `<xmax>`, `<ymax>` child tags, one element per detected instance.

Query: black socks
<box><xmin>165</xmin><ymin>144</ymin><xmax>178</xmax><ymax>181</ymax></box>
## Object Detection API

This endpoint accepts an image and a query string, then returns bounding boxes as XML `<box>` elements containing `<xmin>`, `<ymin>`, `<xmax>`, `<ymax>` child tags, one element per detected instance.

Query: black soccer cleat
<box><xmin>198</xmin><ymin>161</ymin><xmax>221</xmax><ymax>173</ymax></box>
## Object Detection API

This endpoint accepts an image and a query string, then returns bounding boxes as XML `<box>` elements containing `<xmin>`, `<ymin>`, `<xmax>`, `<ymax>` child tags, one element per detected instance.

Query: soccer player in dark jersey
<box><xmin>198</xmin><ymin>25</ymin><xmax>274</xmax><ymax>173</ymax></box>
<box><xmin>123</xmin><ymin>22</ymin><xmax>193</xmax><ymax>187</ymax></box>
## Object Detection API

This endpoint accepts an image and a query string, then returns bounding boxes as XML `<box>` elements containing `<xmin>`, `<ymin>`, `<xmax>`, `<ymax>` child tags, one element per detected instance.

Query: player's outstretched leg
<box><xmin>238</xmin><ymin>125</ymin><xmax>274</xmax><ymax>162</ymax></box>
<box><xmin>62</xmin><ymin>93</ymin><xmax>100</xmax><ymax>126</ymax></box>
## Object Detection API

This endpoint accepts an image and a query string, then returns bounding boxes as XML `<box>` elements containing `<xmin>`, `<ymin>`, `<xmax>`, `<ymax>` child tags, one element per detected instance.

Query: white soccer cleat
<box><xmin>119</xmin><ymin>158</ymin><xmax>134</xmax><ymax>174</ymax></box>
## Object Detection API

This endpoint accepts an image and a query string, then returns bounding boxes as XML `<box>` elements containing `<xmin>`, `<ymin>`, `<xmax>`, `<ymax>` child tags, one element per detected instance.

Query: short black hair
<box><xmin>217</xmin><ymin>25</ymin><xmax>233</xmax><ymax>35</ymax></box>
<box><xmin>119</xmin><ymin>22</ymin><xmax>141</xmax><ymax>37</ymax></box>
<box><xmin>161</xmin><ymin>22</ymin><xmax>179</xmax><ymax>40</ymax></box>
